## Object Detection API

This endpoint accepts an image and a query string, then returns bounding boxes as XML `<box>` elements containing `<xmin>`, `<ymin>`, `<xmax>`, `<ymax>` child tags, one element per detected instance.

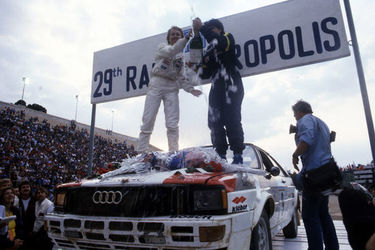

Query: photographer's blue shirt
<box><xmin>295</xmin><ymin>114</ymin><xmax>332</xmax><ymax>171</ymax></box>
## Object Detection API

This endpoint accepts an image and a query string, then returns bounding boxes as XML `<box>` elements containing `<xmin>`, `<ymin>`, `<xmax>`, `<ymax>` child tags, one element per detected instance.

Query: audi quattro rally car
<box><xmin>46</xmin><ymin>143</ymin><xmax>299</xmax><ymax>250</ymax></box>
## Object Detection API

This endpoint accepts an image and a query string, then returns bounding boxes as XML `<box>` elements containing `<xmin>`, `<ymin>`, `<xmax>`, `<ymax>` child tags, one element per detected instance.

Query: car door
<box><xmin>261</xmin><ymin>150</ymin><xmax>296</xmax><ymax>226</ymax></box>
<box><xmin>256</xmin><ymin>149</ymin><xmax>284</xmax><ymax>228</ymax></box>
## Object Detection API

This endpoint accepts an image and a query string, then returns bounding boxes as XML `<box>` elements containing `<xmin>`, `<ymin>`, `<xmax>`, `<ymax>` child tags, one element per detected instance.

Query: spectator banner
<box><xmin>91</xmin><ymin>0</ymin><xmax>350</xmax><ymax>103</ymax></box>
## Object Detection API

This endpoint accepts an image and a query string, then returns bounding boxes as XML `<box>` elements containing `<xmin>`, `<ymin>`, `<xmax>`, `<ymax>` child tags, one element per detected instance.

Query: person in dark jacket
<box><xmin>339</xmin><ymin>186</ymin><xmax>375</xmax><ymax>250</ymax></box>
<box><xmin>193</xmin><ymin>18</ymin><xmax>245</xmax><ymax>164</ymax></box>
<box><xmin>0</xmin><ymin>187</ymin><xmax>24</xmax><ymax>249</ymax></box>
<box><xmin>17</xmin><ymin>181</ymin><xmax>35</xmax><ymax>248</ymax></box>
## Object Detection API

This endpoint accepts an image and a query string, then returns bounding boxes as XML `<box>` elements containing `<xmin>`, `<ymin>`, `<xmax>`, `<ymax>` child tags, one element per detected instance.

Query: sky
<box><xmin>1</xmin><ymin>0</ymin><xmax>374</xmax><ymax>171</ymax></box>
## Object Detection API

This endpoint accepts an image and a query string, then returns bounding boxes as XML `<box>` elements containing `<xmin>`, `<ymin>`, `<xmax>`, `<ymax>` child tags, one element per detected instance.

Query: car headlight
<box><xmin>193</xmin><ymin>187</ymin><xmax>227</xmax><ymax>212</ymax></box>
<box><xmin>55</xmin><ymin>191</ymin><xmax>66</xmax><ymax>207</ymax></box>
<box><xmin>199</xmin><ymin>225</ymin><xmax>225</xmax><ymax>242</ymax></box>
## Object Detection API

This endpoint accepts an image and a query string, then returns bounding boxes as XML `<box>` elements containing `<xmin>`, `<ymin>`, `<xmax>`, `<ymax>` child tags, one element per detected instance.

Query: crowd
<box><xmin>0</xmin><ymin>106</ymin><xmax>137</xmax><ymax>249</ymax></box>
<box><xmin>1</xmin><ymin>179</ymin><xmax>54</xmax><ymax>249</ymax></box>
<box><xmin>0</xmin><ymin>107</ymin><xmax>137</xmax><ymax>194</ymax></box>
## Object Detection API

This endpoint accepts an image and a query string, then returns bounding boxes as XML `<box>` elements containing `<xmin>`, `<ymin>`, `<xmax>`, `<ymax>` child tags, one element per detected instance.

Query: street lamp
<box><xmin>111</xmin><ymin>110</ymin><xmax>115</xmax><ymax>132</ymax></box>
<box><xmin>75</xmin><ymin>95</ymin><xmax>79</xmax><ymax>121</ymax></box>
<box><xmin>21</xmin><ymin>77</ymin><xmax>29</xmax><ymax>100</ymax></box>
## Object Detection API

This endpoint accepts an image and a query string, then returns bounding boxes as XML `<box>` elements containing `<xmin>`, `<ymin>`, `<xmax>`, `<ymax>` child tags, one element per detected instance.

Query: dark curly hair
<box><xmin>0</xmin><ymin>186</ymin><xmax>14</xmax><ymax>206</ymax></box>
<box><xmin>292</xmin><ymin>100</ymin><xmax>313</xmax><ymax>114</ymax></box>
<box><xmin>205</xmin><ymin>19</ymin><xmax>224</xmax><ymax>34</ymax></box>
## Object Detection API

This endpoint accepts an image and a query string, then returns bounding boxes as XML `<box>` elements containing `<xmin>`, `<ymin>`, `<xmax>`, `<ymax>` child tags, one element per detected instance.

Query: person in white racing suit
<box><xmin>137</xmin><ymin>26</ymin><xmax>202</xmax><ymax>153</ymax></box>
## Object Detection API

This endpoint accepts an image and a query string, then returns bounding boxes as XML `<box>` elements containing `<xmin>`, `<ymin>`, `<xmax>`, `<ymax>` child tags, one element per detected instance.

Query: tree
<box><xmin>15</xmin><ymin>99</ymin><xmax>26</xmax><ymax>106</ymax></box>
<box><xmin>27</xmin><ymin>103</ymin><xmax>47</xmax><ymax>113</ymax></box>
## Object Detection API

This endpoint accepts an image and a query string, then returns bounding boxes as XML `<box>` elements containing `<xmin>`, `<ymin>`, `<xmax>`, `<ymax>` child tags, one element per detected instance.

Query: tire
<box><xmin>250</xmin><ymin>210</ymin><xmax>272</xmax><ymax>250</ymax></box>
<box><xmin>282</xmin><ymin>208</ymin><xmax>299</xmax><ymax>238</ymax></box>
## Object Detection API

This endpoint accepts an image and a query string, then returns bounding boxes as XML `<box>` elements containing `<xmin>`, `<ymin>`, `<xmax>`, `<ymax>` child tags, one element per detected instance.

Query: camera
<box><xmin>289</xmin><ymin>124</ymin><xmax>297</xmax><ymax>134</ymax></box>
<box><xmin>330</xmin><ymin>131</ymin><xmax>336</xmax><ymax>142</ymax></box>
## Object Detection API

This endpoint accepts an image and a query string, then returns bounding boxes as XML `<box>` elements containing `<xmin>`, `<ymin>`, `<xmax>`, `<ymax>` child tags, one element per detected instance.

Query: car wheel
<box><xmin>250</xmin><ymin>210</ymin><xmax>272</xmax><ymax>250</ymax></box>
<box><xmin>282</xmin><ymin>208</ymin><xmax>299</xmax><ymax>238</ymax></box>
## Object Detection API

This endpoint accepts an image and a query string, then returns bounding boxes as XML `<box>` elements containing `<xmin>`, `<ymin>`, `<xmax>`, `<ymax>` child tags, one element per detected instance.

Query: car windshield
<box><xmin>226</xmin><ymin>144</ymin><xmax>259</xmax><ymax>169</ymax></box>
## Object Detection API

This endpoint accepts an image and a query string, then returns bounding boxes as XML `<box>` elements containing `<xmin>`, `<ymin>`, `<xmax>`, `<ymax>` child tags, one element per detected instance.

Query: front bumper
<box><xmin>46</xmin><ymin>211</ymin><xmax>253</xmax><ymax>250</ymax></box>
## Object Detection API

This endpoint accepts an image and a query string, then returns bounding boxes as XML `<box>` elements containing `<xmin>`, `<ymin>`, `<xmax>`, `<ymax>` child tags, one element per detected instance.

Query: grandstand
<box><xmin>0</xmin><ymin>100</ymin><xmax>162</xmax><ymax>193</ymax></box>
<box><xmin>352</xmin><ymin>163</ymin><xmax>375</xmax><ymax>186</ymax></box>
<box><xmin>0</xmin><ymin>100</ymin><xmax>159</xmax><ymax>151</ymax></box>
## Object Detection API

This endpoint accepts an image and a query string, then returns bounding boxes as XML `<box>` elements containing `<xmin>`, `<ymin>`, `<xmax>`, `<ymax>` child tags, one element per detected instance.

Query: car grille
<box><xmin>61</xmin><ymin>186</ymin><xmax>180</xmax><ymax>217</ymax></box>
<box><xmin>48</xmin><ymin>217</ymin><xmax>229</xmax><ymax>249</ymax></box>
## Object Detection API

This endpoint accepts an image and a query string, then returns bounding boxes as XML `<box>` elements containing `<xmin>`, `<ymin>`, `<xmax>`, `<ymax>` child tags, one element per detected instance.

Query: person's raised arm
<box><xmin>157</xmin><ymin>32</ymin><xmax>191</xmax><ymax>58</ymax></box>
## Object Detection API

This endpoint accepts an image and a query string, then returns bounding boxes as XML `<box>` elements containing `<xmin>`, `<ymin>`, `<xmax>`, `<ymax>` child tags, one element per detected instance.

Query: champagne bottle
<box><xmin>189</xmin><ymin>35</ymin><xmax>203</xmax><ymax>65</ymax></box>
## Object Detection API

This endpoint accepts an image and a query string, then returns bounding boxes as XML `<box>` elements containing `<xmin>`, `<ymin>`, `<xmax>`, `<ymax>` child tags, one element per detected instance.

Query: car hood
<box><xmin>59</xmin><ymin>168</ymin><xmax>239</xmax><ymax>192</ymax></box>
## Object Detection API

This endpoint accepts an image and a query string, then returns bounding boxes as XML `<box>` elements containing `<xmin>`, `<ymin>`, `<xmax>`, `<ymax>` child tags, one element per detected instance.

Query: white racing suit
<box><xmin>138</xmin><ymin>37</ymin><xmax>196</xmax><ymax>152</ymax></box>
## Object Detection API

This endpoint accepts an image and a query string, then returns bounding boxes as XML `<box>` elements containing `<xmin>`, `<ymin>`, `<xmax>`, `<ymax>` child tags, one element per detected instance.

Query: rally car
<box><xmin>46</xmin><ymin>143</ymin><xmax>299</xmax><ymax>250</ymax></box>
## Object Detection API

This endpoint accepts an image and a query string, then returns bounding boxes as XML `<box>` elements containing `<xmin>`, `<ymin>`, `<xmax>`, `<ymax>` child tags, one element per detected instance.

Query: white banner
<box><xmin>91</xmin><ymin>0</ymin><xmax>350</xmax><ymax>104</ymax></box>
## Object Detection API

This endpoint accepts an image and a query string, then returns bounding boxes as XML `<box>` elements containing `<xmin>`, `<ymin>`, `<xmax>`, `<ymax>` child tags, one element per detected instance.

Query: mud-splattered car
<box><xmin>46</xmin><ymin>143</ymin><xmax>299</xmax><ymax>250</ymax></box>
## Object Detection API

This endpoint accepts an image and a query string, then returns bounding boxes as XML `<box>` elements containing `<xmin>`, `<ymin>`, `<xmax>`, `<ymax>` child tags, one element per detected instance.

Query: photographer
<box><xmin>291</xmin><ymin>100</ymin><xmax>339</xmax><ymax>250</ymax></box>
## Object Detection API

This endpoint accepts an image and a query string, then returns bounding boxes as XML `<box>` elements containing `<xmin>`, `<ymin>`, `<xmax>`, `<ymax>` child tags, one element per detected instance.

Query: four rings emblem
<box><xmin>92</xmin><ymin>191</ymin><xmax>123</xmax><ymax>204</ymax></box>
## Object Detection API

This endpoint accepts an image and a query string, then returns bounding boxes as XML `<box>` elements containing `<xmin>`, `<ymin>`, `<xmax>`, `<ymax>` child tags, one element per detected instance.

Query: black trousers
<box><xmin>208</xmin><ymin>72</ymin><xmax>244</xmax><ymax>156</ymax></box>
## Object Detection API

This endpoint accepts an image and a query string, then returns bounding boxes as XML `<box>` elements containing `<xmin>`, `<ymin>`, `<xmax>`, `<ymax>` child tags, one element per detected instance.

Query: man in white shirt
<box><xmin>32</xmin><ymin>186</ymin><xmax>54</xmax><ymax>249</ymax></box>
<box><xmin>12</xmin><ymin>187</ymin><xmax>19</xmax><ymax>207</ymax></box>
<box><xmin>33</xmin><ymin>186</ymin><xmax>53</xmax><ymax>233</ymax></box>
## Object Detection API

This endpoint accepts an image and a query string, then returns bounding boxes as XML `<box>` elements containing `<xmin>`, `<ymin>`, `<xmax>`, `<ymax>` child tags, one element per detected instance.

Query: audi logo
<box><xmin>92</xmin><ymin>191</ymin><xmax>123</xmax><ymax>204</ymax></box>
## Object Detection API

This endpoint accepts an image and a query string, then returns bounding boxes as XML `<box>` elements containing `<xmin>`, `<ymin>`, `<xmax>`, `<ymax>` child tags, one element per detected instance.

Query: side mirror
<box><xmin>270</xmin><ymin>166</ymin><xmax>280</xmax><ymax>176</ymax></box>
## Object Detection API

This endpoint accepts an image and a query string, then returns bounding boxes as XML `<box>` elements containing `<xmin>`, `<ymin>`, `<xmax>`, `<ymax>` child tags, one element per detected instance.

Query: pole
<box><xmin>88</xmin><ymin>104</ymin><xmax>96</xmax><ymax>176</ymax></box>
<box><xmin>21</xmin><ymin>83</ymin><xmax>26</xmax><ymax>100</ymax></box>
<box><xmin>75</xmin><ymin>95</ymin><xmax>79</xmax><ymax>121</ymax></box>
<box><xmin>111</xmin><ymin>110</ymin><xmax>114</xmax><ymax>131</ymax></box>
<box><xmin>21</xmin><ymin>77</ymin><xmax>27</xmax><ymax>100</ymax></box>
<box><xmin>344</xmin><ymin>0</ymin><xmax>375</xmax><ymax>167</ymax></box>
